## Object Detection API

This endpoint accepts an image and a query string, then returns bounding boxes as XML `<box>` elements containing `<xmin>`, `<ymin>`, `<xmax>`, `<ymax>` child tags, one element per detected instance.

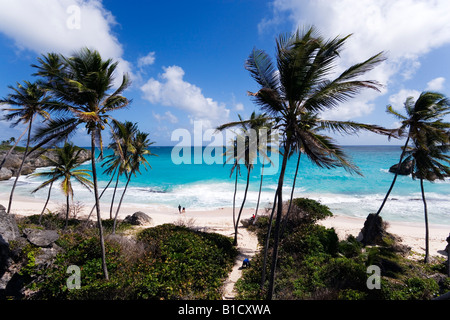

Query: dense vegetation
<box><xmin>15</xmin><ymin>215</ymin><xmax>237</xmax><ymax>300</ymax></box>
<box><xmin>235</xmin><ymin>198</ymin><xmax>450</xmax><ymax>300</ymax></box>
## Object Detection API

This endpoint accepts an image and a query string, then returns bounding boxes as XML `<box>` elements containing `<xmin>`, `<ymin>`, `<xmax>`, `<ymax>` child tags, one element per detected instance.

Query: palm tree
<box><xmin>102</xmin><ymin>121</ymin><xmax>137</xmax><ymax>219</ymax></box>
<box><xmin>0</xmin><ymin>80</ymin><xmax>55</xmax><ymax>214</ymax></box>
<box><xmin>219</xmin><ymin>26</ymin><xmax>392</xmax><ymax>299</ymax></box>
<box><xmin>375</xmin><ymin>92</ymin><xmax>450</xmax><ymax>217</ymax></box>
<box><xmin>112</xmin><ymin>130</ymin><xmax>154</xmax><ymax>234</ymax></box>
<box><xmin>404</xmin><ymin>113</ymin><xmax>450</xmax><ymax>263</ymax></box>
<box><xmin>30</xmin><ymin>142</ymin><xmax>93</xmax><ymax>228</ymax></box>
<box><xmin>220</xmin><ymin>112</ymin><xmax>274</xmax><ymax>245</ymax></box>
<box><xmin>224</xmin><ymin>137</ymin><xmax>241</xmax><ymax>230</ymax></box>
<box><xmin>33</xmin><ymin>48</ymin><xmax>131</xmax><ymax>280</ymax></box>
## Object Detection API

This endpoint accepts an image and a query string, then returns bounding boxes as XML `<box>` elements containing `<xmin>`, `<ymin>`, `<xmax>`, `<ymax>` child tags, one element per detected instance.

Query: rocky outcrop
<box><xmin>123</xmin><ymin>211</ymin><xmax>153</xmax><ymax>226</ymax></box>
<box><xmin>22</xmin><ymin>229</ymin><xmax>59</xmax><ymax>248</ymax></box>
<box><xmin>0</xmin><ymin>205</ymin><xmax>61</xmax><ymax>299</ymax></box>
<box><xmin>389</xmin><ymin>160</ymin><xmax>413</xmax><ymax>175</ymax></box>
<box><xmin>0</xmin><ymin>148</ymin><xmax>91</xmax><ymax>181</ymax></box>
<box><xmin>360</xmin><ymin>213</ymin><xmax>410</xmax><ymax>254</ymax></box>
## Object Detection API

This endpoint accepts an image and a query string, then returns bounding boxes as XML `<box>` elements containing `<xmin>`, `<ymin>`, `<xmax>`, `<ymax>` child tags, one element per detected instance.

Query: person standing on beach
<box><xmin>178</xmin><ymin>204</ymin><xmax>182</xmax><ymax>213</ymax></box>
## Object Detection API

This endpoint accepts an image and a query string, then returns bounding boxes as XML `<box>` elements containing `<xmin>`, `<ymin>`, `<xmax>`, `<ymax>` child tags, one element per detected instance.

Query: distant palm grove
<box><xmin>0</xmin><ymin>26</ymin><xmax>449</xmax><ymax>301</ymax></box>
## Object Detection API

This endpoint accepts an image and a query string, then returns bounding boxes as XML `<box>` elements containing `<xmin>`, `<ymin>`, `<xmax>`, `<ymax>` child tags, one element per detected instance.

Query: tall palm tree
<box><xmin>219</xmin><ymin>26</ymin><xmax>392</xmax><ymax>299</ymax></box>
<box><xmin>404</xmin><ymin>114</ymin><xmax>450</xmax><ymax>263</ymax></box>
<box><xmin>33</xmin><ymin>48</ymin><xmax>131</xmax><ymax>280</ymax></box>
<box><xmin>112</xmin><ymin>130</ymin><xmax>154</xmax><ymax>234</ymax></box>
<box><xmin>375</xmin><ymin>92</ymin><xmax>450</xmax><ymax>217</ymax></box>
<box><xmin>220</xmin><ymin>112</ymin><xmax>274</xmax><ymax>245</ymax></box>
<box><xmin>30</xmin><ymin>142</ymin><xmax>93</xmax><ymax>228</ymax></box>
<box><xmin>224</xmin><ymin>137</ymin><xmax>241</xmax><ymax>230</ymax></box>
<box><xmin>102</xmin><ymin>120</ymin><xmax>137</xmax><ymax>219</ymax></box>
<box><xmin>0</xmin><ymin>81</ymin><xmax>55</xmax><ymax>214</ymax></box>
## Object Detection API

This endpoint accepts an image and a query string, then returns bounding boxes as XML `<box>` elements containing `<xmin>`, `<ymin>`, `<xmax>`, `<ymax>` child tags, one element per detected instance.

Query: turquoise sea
<box><xmin>2</xmin><ymin>145</ymin><xmax>450</xmax><ymax>225</ymax></box>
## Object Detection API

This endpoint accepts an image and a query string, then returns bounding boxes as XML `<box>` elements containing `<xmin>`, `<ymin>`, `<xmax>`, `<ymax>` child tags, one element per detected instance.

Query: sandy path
<box><xmin>221</xmin><ymin>227</ymin><xmax>259</xmax><ymax>300</ymax></box>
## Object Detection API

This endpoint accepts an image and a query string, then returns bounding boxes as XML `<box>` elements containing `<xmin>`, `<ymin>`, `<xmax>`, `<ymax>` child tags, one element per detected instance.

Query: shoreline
<box><xmin>1</xmin><ymin>193</ymin><xmax>448</xmax><ymax>259</ymax></box>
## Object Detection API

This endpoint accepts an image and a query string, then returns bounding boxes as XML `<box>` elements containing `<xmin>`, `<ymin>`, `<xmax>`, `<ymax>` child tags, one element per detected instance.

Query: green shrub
<box><xmin>31</xmin><ymin>223</ymin><xmax>237</xmax><ymax>300</ymax></box>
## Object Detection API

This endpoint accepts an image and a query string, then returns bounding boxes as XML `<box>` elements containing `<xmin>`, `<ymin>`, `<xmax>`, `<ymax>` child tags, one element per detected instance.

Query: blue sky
<box><xmin>0</xmin><ymin>0</ymin><xmax>449</xmax><ymax>147</ymax></box>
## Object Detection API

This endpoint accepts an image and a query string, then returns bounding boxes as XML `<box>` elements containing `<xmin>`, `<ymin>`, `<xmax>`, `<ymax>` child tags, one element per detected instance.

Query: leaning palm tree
<box><xmin>0</xmin><ymin>80</ymin><xmax>56</xmax><ymax>214</ymax></box>
<box><xmin>219</xmin><ymin>26</ymin><xmax>392</xmax><ymax>299</ymax></box>
<box><xmin>30</xmin><ymin>142</ymin><xmax>93</xmax><ymax>228</ymax></box>
<box><xmin>224</xmin><ymin>137</ymin><xmax>241</xmax><ymax>230</ymax></box>
<box><xmin>219</xmin><ymin>112</ymin><xmax>275</xmax><ymax>244</ymax></box>
<box><xmin>32</xmin><ymin>48</ymin><xmax>131</xmax><ymax>280</ymax></box>
<box><xmin>375</xmin><ymin>92</ymin><xmax>450</xmax><ymax>217</ymax></box>
<box><xmin>112</xmin><ymin>130</ymin><xmax>155</xmax><ymax>234</ymax></box>
<box><xmin>405</xmin><ymin>118</ymin><xmax>450</xmax><ymax>263</ymax></box>
<box><xmin>102</xmin><ymin>120</ymin><xmax>137</xmax><ymax>219</ymax></box>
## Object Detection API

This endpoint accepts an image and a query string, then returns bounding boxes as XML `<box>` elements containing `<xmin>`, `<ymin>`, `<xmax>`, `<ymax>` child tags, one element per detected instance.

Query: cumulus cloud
<box><xmin>138</xmin><ymin>51</ymin><xmax>156</xmax><ymax>68</ymax></box>
<box><xmin>388</xmin><ymin>89</ymin><xmax>421</xmax><ymax>111</ymax></box>
<box><xmin>426</xmin><ymin>77</ymin><xmax>446</xmax><ymax>91</ymax></box>
<box><xmin>0</xmin><ymin>0</ymin><xmax>131</xmax><ymax>85</ymax></box>
<box><xmin>140</xmin><ymin>65</ymin><xmax>230</xmax><ymax>129</ymax></box>
<box><xmin>153</xmin><ymin>110</ymin><xmax>178</xmax><ymax>124</ymax></box>
<box><xmin>259</xmin><ymin>0</ymin><xmax>450</xmax><ymax>119</ymax></box>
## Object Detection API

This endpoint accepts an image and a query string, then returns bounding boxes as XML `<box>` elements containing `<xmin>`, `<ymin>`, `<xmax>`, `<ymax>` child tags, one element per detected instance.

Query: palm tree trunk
<box><xmin>7</xmin><ymin>119</ymin><xmax>33</xmax><ymax>214</ymax></box>
<box><xmin>112</xmin><ymin>173</ymin><xmax>132</xmax><ymax>234</ymax></box>
<box><xmin>254</xmin><ymin>158</ymin><xmax>265</xmax><ymax>224</ymax></box>
<box><xmin>232</xmin><ymin>162</ymin><xmax>238</xmax><ymax>229</ymax></box>
<box><xmin>280</xmin><ymin>151</ymin><xmax>301</xmax><ymax>237</ymax></box>
<box><xmin>267</xmin><ymin>142</ymin><xmax>290</xmax><ymax>300</ymax></box>
<box><xmin>376</xmin><ymin>136</ymin><xmax>410</xmax><ymax>216</ymax></box>
<box><xmin>420</xmin><ymin>178</ymin><xmax>430</xmax><ymax>263</ymax></box>
<box><xmin>85</xmin><ymin>168</ymin><xmax>117</xmax><ymax>223</ymax></box>
<box><xmin>233</xmin><ymin>167</ymin><xmax>251</xmax><ymax>246</ymax></box>
<box><xmin>110</xmin><ymin>171</ymin><xmax>120</xmax><ymax>219</ymax></box>
<box><xmin>39</xmin><ymin>178</ymin><xmax>54</xmax><ymax>224</ymax></box>
<box><xmin>90</xmin><ymin>133</ymin><xmax>109</xmax><ymax>280</ymax></box>
<box><xmin>259</xmin><ymin>190</ymin><xmax>278</xmax><ymax>296</ymax></box>
<box><xmin>287</xmin><ymin>151</ymin><xmax>301</xmax><ymax>213</ymax></box>
<box><xmin>0</xmin><ymin>124</ymin><xmax>29</xmax><ymax>171</ymax></box>
<box><xmin>65</xmin><ymin>193</ymin><xmax>70</xmax><ymax>229</ymax></box>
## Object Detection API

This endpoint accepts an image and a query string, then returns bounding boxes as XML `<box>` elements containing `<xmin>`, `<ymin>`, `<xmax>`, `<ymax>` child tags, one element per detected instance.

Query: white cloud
<box><xmin>426</xmin><ymin>77</ymin><xmax>446</xmax><ymax>91</ymax></box>
<box><xmin>388</xmin><ymin>89</ymin><xmax>421</xmax><ymax>111</ymax></box>
<box><xmin>153</xmin><ymin>110</ymin><xmax>178</xmax><ymax>124</ymax></box>
<box><xmin>0</xmin><ymin>0</ymin><xmax>131</xmax><ymax>85</ymax></box>
<box><xmin>138</xmin><ymin>51</ymin><xmax>156</xmax><ymax>68</ymax></box>
<box><xmin>141</xmin><ymin>65</ymin><xmax>230</xmax><ymax>129</ymax></box>
<box><xmin>260</xmin><ymin>0</ymin><xmax>450</xmax><ymax>119</ymax></box>
<box><xmin>235</xmin><ymin>103</ymin><xmax>244</xmax><ymax>111</ymax></box>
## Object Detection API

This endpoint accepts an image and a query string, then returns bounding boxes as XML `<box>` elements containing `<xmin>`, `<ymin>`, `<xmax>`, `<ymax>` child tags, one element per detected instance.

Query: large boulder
<box><xmin>23</xmin><ymin>229</ymin><xmax>59</xmax><ymax>248</ymax></box>
<box><xmin>360</xmin><ymin>213</ymin><xmax>410</xmax><ymax>254</ymax></box>
<box><xmin>123</xmin><ymin>211</ymin><xmax>153</xmax><ymax>226</ymax></box>
<box><xmin>389</xmin><ymin>160</ymin><xmax>413</xmax><ymax>175</ymax></box>
<box><xmin>0</xmin><ymin>207</ymin><xmax>21</xmax><ymax>243</ymax></box>
<box><xmin>0</xmin><ymin>168</ymin><xmax>12</xmax><ymax>180</ymax></box>
<box><xmin>0</xmin><ymin>207</ymin><xmax>21</xmax><ymax>277</ymax></box>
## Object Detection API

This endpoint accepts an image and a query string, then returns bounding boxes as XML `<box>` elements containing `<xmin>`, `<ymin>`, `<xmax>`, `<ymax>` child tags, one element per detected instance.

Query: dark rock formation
<box><xmin>360</xmin><ymin>213</ymin><xmax>410</xmax><ymax>254</ymax></box>
<box><xmin>389</xmin><ymin>160</ymin><xmax>413</xmax><ymax>175</ymax></box>
<box><xmin>124</xmin><ymin>211</ymin><xmax>153</xmax><ymax>226</ymax></box>
<box><xmin>0</xmin><ymin>148</ymin><xmax>91</xmax><ymax>181</ymax></box>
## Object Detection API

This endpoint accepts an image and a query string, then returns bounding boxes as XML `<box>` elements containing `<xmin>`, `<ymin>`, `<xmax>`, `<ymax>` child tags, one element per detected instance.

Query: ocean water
<box><xmin>1</xmin><ymin>145</ymin><xmax>450</xmax><ymax>225</ymax></box>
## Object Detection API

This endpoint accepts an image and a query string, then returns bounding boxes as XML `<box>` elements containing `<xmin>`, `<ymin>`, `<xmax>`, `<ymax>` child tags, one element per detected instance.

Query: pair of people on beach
<box><xmin>178</xmin><ymin>204</ymin><xmax>185</xmax><ymax>214</ymax></box>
